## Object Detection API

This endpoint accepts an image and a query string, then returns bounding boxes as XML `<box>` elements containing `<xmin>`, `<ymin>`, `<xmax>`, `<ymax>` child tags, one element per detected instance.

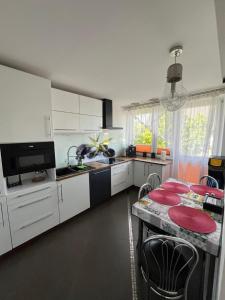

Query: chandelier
<box><xmin>160</xmin><ymin>45</ymin><xmax>187</xmax><ymax>112</ymax></box>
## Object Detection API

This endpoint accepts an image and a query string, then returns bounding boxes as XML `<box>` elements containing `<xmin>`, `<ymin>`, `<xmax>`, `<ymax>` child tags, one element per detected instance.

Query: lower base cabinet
<box><xmin>134</xmin><ymin>161</ymin><xmax>171</xmax><ymax>187</ymax></box>
<box><xmin>111</xmin><ymin>162</ymin><xmax>134</xmax><ymax>196</ymax></box>
<box><xmin>0</xmin><ymin>196</ymin><xmax>12</xmax><ymax>255</ymax></box>
<box><xmin>58</xmin><ymin>173</ymin><xmax>90</xmax><ymax>223</ymax></box>
<box><xmin>7</xmin><ymin>183</ymin><xmax>59</xmax><ymax>248</ymax></box>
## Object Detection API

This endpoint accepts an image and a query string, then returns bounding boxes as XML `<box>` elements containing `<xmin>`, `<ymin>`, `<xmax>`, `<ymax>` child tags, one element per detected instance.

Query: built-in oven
<box><xmin>0</xmin><ymin>142</ymin><xmax>56</xmax><ymax>179</ymax></box>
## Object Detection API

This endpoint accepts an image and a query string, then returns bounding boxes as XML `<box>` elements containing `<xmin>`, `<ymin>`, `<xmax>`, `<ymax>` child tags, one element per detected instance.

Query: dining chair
<box><xmin>137</xmin><ymin>183</ymin><xmax>166</xmax><ymax>267</ymax></box>
<box><xmin>138</xmin><ymin>183</ymin><xmax>164</xmax><ymax>236</ymax></box>
<box><xmin>199</xmin><ymin>175</ymin><xmax>219</xmax><ymax>188</ymax></box>
<box><xmin>141</xmin><ymin>235</ymin><xmax>199</xmax><ymax>300</ymax></box>
<box><xmin>146</xmin><ymin>173</ymin><xmax>162</xmax><ymax>190</ymax></box>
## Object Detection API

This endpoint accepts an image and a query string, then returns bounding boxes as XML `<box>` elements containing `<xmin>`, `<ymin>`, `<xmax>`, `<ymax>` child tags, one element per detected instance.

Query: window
<box><xmin>180</xmin><ymin>107</ymin><xmax>212</xmax><ymax>157</ymax></box>
<box><xmin>127</xmin><ymin>107</ymin><xmax>172</xmax><ymax>155</ymax></box>
<box><xmin>125</xmin><ymin>95</ymin><xmax>224</xmax><ymax>183</ymax></box>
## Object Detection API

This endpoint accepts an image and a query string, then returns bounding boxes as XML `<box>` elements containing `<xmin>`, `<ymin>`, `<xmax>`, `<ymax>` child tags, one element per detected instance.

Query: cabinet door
<box><xmin>134</xmin><ymin>161</ymin><xmax>146</xmax><ymax>187</ymax></box>
<box><xmin>0</xmin><ymin>197</ymin><xmax>12</xmax><ymax>255</ymax></box>
<box><xmin>127</xmin><ymin>161</ymin><xmax>134</xmax><ymax>188</ymax></box>
<box><xmin>80</xmin><ymin>96</ymin><xmax>102</xmax><ymax>116</ymax></box>
<box><xmin>59</xmin><ymin>173</ymin><xmax>90</xmax><ymax>223</ymax></box>
<box><xmin>147</xmin><ymin>163</ymin><xmax>162</xmax><ymax>179</ymax></box>
<box><xmin>79</xmin><ymin>114</ymin><xmax>102</xmax><ymax>131</ymax></box>
<box><xmin>52</xmin><ymin>111</ymin><xmax>79</xmax><ymax>131</ymax></box>
<box><xmin>51</xmin><ymin>88</ymin><xmax>79</xmax><ymax>113</ymax></box>
<box><xmin>0</xmin><ymin>65</ymin><xmax>52</xmax><ymax>143</ymax></box>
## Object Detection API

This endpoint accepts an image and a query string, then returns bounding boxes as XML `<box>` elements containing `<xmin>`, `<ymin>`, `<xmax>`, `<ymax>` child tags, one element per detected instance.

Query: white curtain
<box><xmin>125</xmin><ymin>94</ymin><xmax>225</xmax><ymax>183</ymax></box>
<box><xmin>172</xmin><ymin>95</ymin><xmax>224</xmax><ymax>183</ymax></box>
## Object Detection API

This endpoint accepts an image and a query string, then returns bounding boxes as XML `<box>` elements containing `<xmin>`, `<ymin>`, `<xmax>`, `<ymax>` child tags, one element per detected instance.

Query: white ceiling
<box><xmin>0</xmin><ymin>0</ymin><xmax>222</xmax><ymax>104</ymax></box>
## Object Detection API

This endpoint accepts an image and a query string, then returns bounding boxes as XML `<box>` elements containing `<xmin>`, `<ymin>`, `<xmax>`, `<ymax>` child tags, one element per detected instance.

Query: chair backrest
<box><xmin>138</xmin><ymin>183</ymin><xmax>152</xmax><ymax>200</ymax></box>
<box><xmin>141</xmin><ymin>235</ymin><xmax>199</xmax><ymax>300</ymax></box>
<box><xmin>146</xmin><ymin>173</ymin><xmax>161</xmax><ymax>190</ymax></box>
<box><xmin>199</xmin><ymin>175</ymin><xmax>219</xmax><ymax>188</ymax></box>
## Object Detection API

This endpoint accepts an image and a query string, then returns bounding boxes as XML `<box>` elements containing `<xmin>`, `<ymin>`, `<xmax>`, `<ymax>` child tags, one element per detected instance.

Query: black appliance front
<box><xmin>208</xmin><ymin>156</ymin><xmax>225</xmax><ymax>189</ymax></box>
<box><xmin>89</xmin><ymin>168</ymin><xmax>111</xmax><ymax>207</ymax></box>
<box><xmin>0</xmin><ymin>142</ymin><xmax>56</xmax><ymax>177</ymax></box>
<box><xmin>126</xmin><ymin>145</ymin><xmax>136</xmax><ymax>157</ymax></box>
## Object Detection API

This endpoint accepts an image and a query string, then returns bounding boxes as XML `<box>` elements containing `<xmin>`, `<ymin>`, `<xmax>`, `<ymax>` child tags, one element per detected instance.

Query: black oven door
<box><xmin>0</xmin><ymin>142</ymin><xmax>56</xmax><ymax>177</ymax></box>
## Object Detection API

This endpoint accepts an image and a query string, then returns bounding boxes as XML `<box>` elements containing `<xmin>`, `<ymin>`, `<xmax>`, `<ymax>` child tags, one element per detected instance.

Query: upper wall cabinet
<box><xmin>79</xmin><ymin>95</ymin><xmax>102</xmax><ymax>117</ymax></box>
<box><xmin>51</xmin><ymin>88</ymin><xmax>80</xmax><ymax>132</ymax></box>
<box><xmin>0</xmin><ymin>65</ymin><xmax>52</xmax><ymax>143</ymax></box>
<box><xmin>51</xmin><ymin>88</ymin><xmax>79</xmax><ymax>113</ymax></box>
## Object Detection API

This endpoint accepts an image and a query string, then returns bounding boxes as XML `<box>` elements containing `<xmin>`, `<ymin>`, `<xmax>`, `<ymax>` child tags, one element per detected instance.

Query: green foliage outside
<box><xmin>133</xmin><ymin>113</ymin><xmax>168</xmax><ymax>148</ymax></box>
<box><xmin>132</xmin><ymin>110</ymin><xmax>210</xmax><ymax>156</ymax></box>
<box><xmin>134</xmin><ymin>122</ymin><xmax>152</xmax><ymax>145</ymax></box>
<box><xmin>181</xmin><ymin>112</ymin><xmax>209</xmax><ymax>156</ymax></box>
<box><xmin>157</xmin><ymin>113</ymin><xmax>167</xmax><ymax>148</ymax></box>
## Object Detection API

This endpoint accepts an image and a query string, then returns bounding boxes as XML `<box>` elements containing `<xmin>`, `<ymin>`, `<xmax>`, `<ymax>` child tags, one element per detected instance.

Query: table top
<box><xmin>132</xmin><ymin>178</ymin><xmax>223</xmax><ymax>256</ymax></box>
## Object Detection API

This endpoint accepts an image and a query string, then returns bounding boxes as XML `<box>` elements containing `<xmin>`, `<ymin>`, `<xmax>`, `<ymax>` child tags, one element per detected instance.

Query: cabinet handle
<box><xmin>14</xmin><ymin>195</ymin><xmax>51</xmax><ymax>209</ymax></box>
<box><xmin>18</xmin><ymin>212</ymin><xmax>54</xmax><ymax>230</ymax></box>
<box><xmin>47</xmin><ymin>115</ymin><xmax>52</xmax><ymax>137</ymax></box>
<box><xmin>16</xmin><ymin>186</ymin><xmax>50</xmax><ymax>198</ymax></box>
<box><xmin>92</xmin><ymin>169</ymin><xmax>109</xmax><ymax>175</ymax></box>
<box><xmin>113</xmin><ymin>181</ymin><xmax>127</xmax><ymax>187</ymax></box>
<box><xmin>144</xmin><ymin>163</ymin><xmax>146</xmax><ymax>177</ymax></box>
<box><xmin>61</xmin><ymin>185</ymin><xmax>63</xmax><ymax>202</ymax></box>
<box><xmin>0</xmin><ymin>203</ymin><xmax>4</xmax><ymax>227</ymax></box>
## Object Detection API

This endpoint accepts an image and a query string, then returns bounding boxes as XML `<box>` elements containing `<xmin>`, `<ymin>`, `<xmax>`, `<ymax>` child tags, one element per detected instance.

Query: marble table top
<box><xmin>132</xmin><ymin>178</ymin><xmax>223</xmax><ymax>256</ymax></box>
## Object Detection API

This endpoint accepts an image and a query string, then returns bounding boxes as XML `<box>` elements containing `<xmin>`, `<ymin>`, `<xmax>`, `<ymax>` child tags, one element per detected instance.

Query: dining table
<box><xmin>132</xmin><ymin>177</ymin><xmax>224</xmax><ymax>300</ymax></box>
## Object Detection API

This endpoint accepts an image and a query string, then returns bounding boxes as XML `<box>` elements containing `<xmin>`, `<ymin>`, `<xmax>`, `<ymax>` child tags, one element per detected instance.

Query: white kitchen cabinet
<box><xmin>127</xmin><ymin>161</ymin><xmax>134</xmax><ymax>188</ymax></box>
<box><xmin>51</xmin><ymin>88</ymin><xmax>79</xmax><ymax>113</ymax></box>
<box><xmin>111</xmin><ymin>162</ymin><xmax>133</xmax><ymax>195</ymax></box>
<box><xmin>133</xmin><ymin>161</ymin><xmax>171</xmax><ymax>187</ymax></box>
<box><xmin>58</xmin><ymin>173</ymin><xmax>90</xmax><ymax>223</ymax></box>
<box><xmin>79</xmin><ymin>95</ymin><xmax>102</xmax><ymax>116</ymax></box>
<box><xmin>7</xmin><ymin>182</ymin><xmax>59</xmax><ymax>248</ymax></box>
<box><xmin>79</xmin><ymin>114</ymin><xmax>102</xmax><ymax>132</ymax></box>
<box><xmin>0</xmin><ymin>197</ymin><xmax>12</xmax><ymax>255</ymax></box>
<box><xmin>52</xmin><ymin>111</ymin><xmax>79</xmax><ymax>131</ymax></box>
<box><xmin>0</xmin><ymin>65</ymin><xmax>52</xmax><ymax>143</ymax></box>
<box><xmin>133</xmin><ymin>161</ymin><xmax>147</xmax><ymax>188</ymax></box>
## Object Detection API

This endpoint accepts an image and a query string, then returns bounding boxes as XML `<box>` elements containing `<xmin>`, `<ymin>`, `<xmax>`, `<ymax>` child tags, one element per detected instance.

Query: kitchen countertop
<box><xmin>117</xmin><ymin>156</ymin><xmax>173</xmax><ymax>166</ymax></box>
<box><xmin>56</xmin><ymin>156</ymin><xmax>173</xmax><ymax>181</ymax></box>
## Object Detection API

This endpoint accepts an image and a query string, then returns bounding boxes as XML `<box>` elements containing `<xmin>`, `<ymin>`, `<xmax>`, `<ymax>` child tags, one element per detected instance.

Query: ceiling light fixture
<box><xmin>160</xmin><ymin>45</ymin><xmax>187</xmax><ymax>111</ymax></box>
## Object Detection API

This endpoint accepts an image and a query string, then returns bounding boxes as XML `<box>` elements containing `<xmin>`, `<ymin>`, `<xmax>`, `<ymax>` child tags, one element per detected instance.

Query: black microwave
<box><xmin>0</xmin><ymin>142</ymin><xmax>56</xmax><ymax>177</ymax></box>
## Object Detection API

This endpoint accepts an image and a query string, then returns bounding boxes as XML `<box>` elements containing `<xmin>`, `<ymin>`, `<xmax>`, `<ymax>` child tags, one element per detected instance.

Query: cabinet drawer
<box><xmin>111</xmin><ymin>180</ymin><xmax>127</xmax><ymax>196</ymax></box>
<box><xmin>8</xmin><ymin>189</ymin><xmax>58</xmax><ymax>230</ymax></box>
<box><xmin>7</xmin><ymin>184</ymin><xmax>55</xmax><ymax>204</ymax></box>
<box><xmin>10</xmin><ymin>209</ymin><xmax>59</xmax><ymax>248</ymax></box>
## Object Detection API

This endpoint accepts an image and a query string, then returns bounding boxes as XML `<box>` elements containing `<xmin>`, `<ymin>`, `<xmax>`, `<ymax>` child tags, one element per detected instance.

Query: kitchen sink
<box><xmin>56</xmin><ymin>165</ymin><xmax>94</xmax><ymax>178</ymax></box>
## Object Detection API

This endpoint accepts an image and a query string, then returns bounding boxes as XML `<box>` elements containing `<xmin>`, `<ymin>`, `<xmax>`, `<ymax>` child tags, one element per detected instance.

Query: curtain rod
<box><xmin>123</xmin><ymin>86</ymin><xmax>225</xmax><ymax>111</ymax></box>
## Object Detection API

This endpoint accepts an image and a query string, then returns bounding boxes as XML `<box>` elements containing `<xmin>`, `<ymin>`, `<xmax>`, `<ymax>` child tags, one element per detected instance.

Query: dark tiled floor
<box><xmin>0</xmin><ymin>187</ymin><xmax>145</xmax><ymax>300</ymax></box>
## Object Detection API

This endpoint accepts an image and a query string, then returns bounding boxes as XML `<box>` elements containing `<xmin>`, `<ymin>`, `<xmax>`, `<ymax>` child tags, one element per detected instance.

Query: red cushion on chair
<box><xmin>148</xmin><ymin>189</ymin><xmax>181</xmax><ymax>206</ymax></box>
<box><xmin>168</xmin><ymin>206</ymin><xmax>216</xmax><ymax>234</ymax></box>
<box><xmin>161</xmin><ymin>182</ymin><xmax>190</xmax><ymax>194</ymax></box>
<box><xmin>190</xmin><ymin>185</ymin><xmax>224</xmax><ymax>199</ymax></box>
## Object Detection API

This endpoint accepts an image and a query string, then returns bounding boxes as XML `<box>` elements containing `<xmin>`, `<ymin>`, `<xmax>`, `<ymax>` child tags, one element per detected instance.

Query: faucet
<box><xmin>67</xmin><ymin>146</ymin><xmax>77</xmax><ymax>166</ymax></box>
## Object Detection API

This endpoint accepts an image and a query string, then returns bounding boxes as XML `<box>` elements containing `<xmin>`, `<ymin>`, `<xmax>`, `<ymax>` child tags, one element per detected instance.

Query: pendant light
<box><xmin>160</xmin><ymin>45</ymin><xmax>187</xmax><ymax>111</ymax></box>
